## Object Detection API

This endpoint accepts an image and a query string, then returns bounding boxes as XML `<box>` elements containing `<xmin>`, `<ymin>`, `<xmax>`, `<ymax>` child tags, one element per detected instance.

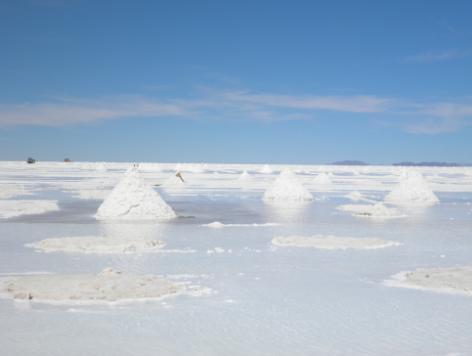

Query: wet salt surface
<box><xmin>1</xmin><ymin>163</ymin><xmax>472</xmax><ymax>355</ymax></box>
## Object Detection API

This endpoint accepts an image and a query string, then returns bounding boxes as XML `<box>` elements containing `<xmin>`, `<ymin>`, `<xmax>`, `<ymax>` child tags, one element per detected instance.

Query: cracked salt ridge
<box><xmin>0</xmin><ymin>268</ymin><xmax>213</xmax><ymax>306</ymax></box>
<box><xmin>201</xmin><ymin>221</ymin><xmax>280</xmax><ymax>228</ymax></box>
<box><xmin>384</xmin><ymin>266</ymin><xmax>472</xmax><ymax>297</ymax></box>
<box><xmin>0</xmin><ymin>200</ymin><xmax>59</xmax><ymax>219</ymax></box>
<box><xmin>25</xmin><ymin>236</ymin><xmax>196</xmax><ymax>255</ymax></box>
<box><xmin>272</xmin><ymin>235</ymin><xmax>401</xmax><ymax>250</ymax></box>
<box><xmin>336</xmin><ymin>202</ymin><xmax>406</xmax><ymax>219</ymax></box>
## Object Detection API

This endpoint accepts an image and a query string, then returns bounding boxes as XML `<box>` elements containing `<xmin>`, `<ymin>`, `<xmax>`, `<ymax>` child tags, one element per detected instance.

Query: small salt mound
<box><xmin>238</xmin><ymin>170</ymin><xmax>250</xmax><ymax>181</ymax></box>
<box><xmin>385</xmin><ymin>171</ymin><xmax>439</xmax><ymax>206</ymax></box>
<box><xmin>312</xmin><ymin>172</ymin><xmax>333</xmax><ymax>185</ymax></box>
<box><xmin>0</xmin><ymin>200</ymin><xmax>59</xmax><ymax>219</ymax></box>
<box><xmin>263</xmin><ymin>170</ymin><xmax>313</xmax><ymax>202</ymax></box>
<box><xmin>96</xmin><ymin>163</ymin><xmax>107</xmax><ymax>172</ymax></box>
<box><xmin>26</xmin><ymin>236</ymin><xmax>165</xmax><ymax>254</ymax></box>
<box><xmin>384</xmin><ymin>266</ymin><xmax>472</xmax><ymax>297</ymax></box>
<box><xmin>95</xmin><ymin>168</ymin><xmax>176</xmax><ymax>220</ymax></box>
<box><xmin>0</xmin><ymin>268</ymin><xmax>186</xmax><ymax>304</ymax></box>
<box><xmin>259</xmin><ymin>164</ymin><xmax>273</xmax><ymax>174</ymax></box>
<box><xmin>272</xmin><ymin>235</ymin><xmax>400</xmax><ymax>250</ymax></box>
<box><xmin>345</xmin><ymin>191</ymin><xmax>365</xmax><ymax>202</ymax></box>
<box><xmin>337</xmin><ymin>202</ymin><xmax>404</xmax><ymax>219</ymax></box>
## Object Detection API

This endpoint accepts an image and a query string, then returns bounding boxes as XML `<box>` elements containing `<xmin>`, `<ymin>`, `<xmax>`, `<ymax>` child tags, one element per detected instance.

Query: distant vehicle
<box><xmin>27</xmin><ymin>157</ymin><xmax>36</xmax><ymax>164</ymax></box>
<box><xmin>64</xmin><ymin>158</ymin><xmax>72</xmax><ymax>162</ymax></box>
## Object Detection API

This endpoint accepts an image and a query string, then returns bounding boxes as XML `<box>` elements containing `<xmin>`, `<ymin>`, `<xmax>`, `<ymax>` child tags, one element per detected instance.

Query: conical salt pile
<box><xmin>263</xmin><ymin>170</ymin><xmax>313</xmax><ymax>202</ymax></box>
<box><xmin>238</xmin><ymin>170</ymin><xmax>250</xmax><ymax>181</ymax></box>
<box><xmin>384</xmin><ymin>170</ymin><xmax>439</xmax><ymax>206</ymax></box>
<box><xmin>95</xmin><ymin>167</ymin><xmax>176</xmax><ymax>220</ymax></box>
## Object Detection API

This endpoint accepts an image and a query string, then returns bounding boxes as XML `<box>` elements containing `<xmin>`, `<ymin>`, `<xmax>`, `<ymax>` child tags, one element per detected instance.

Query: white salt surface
<box><xmin>384</xmin><ymin>266</ymin><xmax>472</xmax><ymax>297</ymax></box>
<box><xmin>0</xmin><ymin>268</ymin><xmax>209</xmax><ymax>305</ymax></box>
<box><xmin>272</xmin><ymin>235</ymin><xmax>401</xmax><ymax>250</ymax></box>
<box><xmin>2</xmin><ymin>162</ymin><xmax>472</xmax><ymax>355</ymax></box>
<box><xmin>0</xmin><ymin>184</ymin><xmax>31</xmax><ymax>199</ymax></box>
<box><xmin>95</xmin><ymin>168</ymin><xmax>176</xmax><ymax>220</ymax></box>
<box><xmin>259</xmin><ymin>164</ymin><xmax>273</xmax><ymax>174</ymax></box>
<box><xmin>202</xmin><ymin>221</ymin><xmax>280</xmax><ymax>228</ymax></box>
<box><xmin>263</xmin><ymin>170</ymin><xmax>313</xmax><ymax>202</ymax></box>
<box><xmin>71</xmin><ymin>189</ymin><xmax>111</xmax><ymax>200</ymax></box>
<box><xmin>161</xmin><ymin>174</ymin><xmax>186</xmax><ymax>189</ymax></box>
<box><xmin>26</xmin><ymin>236</ymin><xmax>165</xmax><ymax>254</ymax></box>
<box><xmin>313</xmin><ymin>172</ymin><xmax>333</xmax><ymax>186</ymax></box>
<box><xmin>238</xmin><ymin>170</ymin><xmax>250</xmax><ymax>181</ymax></box>
<box><xmin>385</xmin><ymin>170</ymin><xmax>439</xmax><ymax>206</ymax></box>
<box><xmin>337</xmin><ymin>202</ymin><xmax>404</xmax><ymax>219</ymax></box>
<box><xmin>0</xmin><ymin>200</ymin><xmax>59</xmax><ymax>219</ymax></box>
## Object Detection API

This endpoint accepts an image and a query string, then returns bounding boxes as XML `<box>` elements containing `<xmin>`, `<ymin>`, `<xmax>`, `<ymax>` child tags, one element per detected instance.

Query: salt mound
<box><xmin>0</xmin><ymin>200</ymin><xmax>59</xmax><ymax>219</ymax></box>
<box><xmin>96</xmin><ymin>163</ymin><xmax>107</xmax><ymax>172</ymax></box>
<box><xmin>263</xmin><ymin>170</ymin><xmax>313</xmax><ymax>202</ymax></box>
<box><xmin>238</xmin><ymin>170</ymin><xmax>250</xmax><ymax>181</ymax></box>
<box><xmin>337</xmin><ymin>202</ymin><xmax>404</xmax><ymax>219</ymax></box>
<box><xmin>384</xmin><ymin>266</ymin><xmax>472</xmax><ymax>297</ymax></box>
<box><xmin>259</xmin><ymin>164</ymin><xmax>273</xmax><ymax>174</ymax></box>
<box><xmin>272</xmin><ymin>235</ymin><xmax>400</xmax><ymax>250</ymax></box>
<box><xmin>26</xmin><ymin>236</ymin><xmax>165</xmax><ymax>254</ymax></box>
<box><xmin>384</xmin><ymin>171</ymin><xmax>439</xmax><ymax>206</ymax></box>
<box><xmin>313</xmin><ymin>172</ymin><xmax>333</xmax><ymax>185</ymax></box>
<box><xmin>95</xmin><ymin>168</ymin><xmax>176</xmax><ymax>220</ymax></box>
<box><xmin>0</xmin><ymin>268</ymin><xmax>185</xmax><ymax>304</ymax></box>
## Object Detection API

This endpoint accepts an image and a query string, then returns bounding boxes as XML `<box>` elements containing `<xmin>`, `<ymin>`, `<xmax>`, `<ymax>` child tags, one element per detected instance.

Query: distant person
<box><xmin>176</xmin><ymin>171</ymin><xmax>185</xmax><ymax>183</ymax></box>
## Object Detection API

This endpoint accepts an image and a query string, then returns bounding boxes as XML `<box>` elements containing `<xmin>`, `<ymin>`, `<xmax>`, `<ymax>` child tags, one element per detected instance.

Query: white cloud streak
<box><xmin>403</xmin><ymin>49</ymin><xmax>467</xmax><ymax>63</ymax></box>
<box><xmin>0</xmin><ymin>89</ymin><xmax>471</xmax><ymax>135</ymax></box>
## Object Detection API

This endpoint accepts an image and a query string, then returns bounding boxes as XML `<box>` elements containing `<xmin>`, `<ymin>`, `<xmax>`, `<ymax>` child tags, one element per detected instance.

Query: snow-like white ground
<box><xmin>1</xmin><ymin>161</ymin><xmax>472</xmax><ymax>355</ymax></box>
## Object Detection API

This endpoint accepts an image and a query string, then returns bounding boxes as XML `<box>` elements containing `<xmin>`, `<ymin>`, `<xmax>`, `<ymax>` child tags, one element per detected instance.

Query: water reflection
<box><xmin>263</xmin><ymin>201</ymin><xmax>312</xmax><ymax>223</ymax></box>
<box><xmin>99</xmin><ymin>221</ymin><xmax>167</xmax><ymax>241</ymax></box>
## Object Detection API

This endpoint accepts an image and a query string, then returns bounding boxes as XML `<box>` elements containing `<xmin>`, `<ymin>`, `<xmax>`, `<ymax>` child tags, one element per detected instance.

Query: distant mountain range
<box><xmin>392</xmin><ymin>161</ymin><xmax>465</xmax><ymax>167</ymax></box>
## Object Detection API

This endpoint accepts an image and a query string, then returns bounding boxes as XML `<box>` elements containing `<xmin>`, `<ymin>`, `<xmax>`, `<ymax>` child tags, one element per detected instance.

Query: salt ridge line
<box><xmin>383</xmin><ymin>266</ymin><xmax>472</xmax><ymax>297</ymax></box>
<box><xmin>272</xmin><ymin>235</ymin><xmax>401</xmax><ymax>250</ymax></box>
<box><xmin>26</xmin><ymin>236</ymin><xmax>166</xmax><ymax>254</ymax></box>
<box><xmin>202</xmin><ymin>221</ymin><xmax>281</xmax><ymax>228</ymax></box>
<box><xmin>337</xmin><ymin>202</ymin><xmax>405</xmax><ymax>219</ymax></box>
<box><xmin>0</xmin><ymin>268</ymin><xmax>212</xmax><ymax>305</ymax></box>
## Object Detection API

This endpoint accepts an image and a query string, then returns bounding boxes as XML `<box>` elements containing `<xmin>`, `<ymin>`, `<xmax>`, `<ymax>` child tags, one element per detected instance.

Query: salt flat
<box><xmin>0</xmin><ymin>161</ymin><xmax>472</xmax><ymax>355</ymax></box>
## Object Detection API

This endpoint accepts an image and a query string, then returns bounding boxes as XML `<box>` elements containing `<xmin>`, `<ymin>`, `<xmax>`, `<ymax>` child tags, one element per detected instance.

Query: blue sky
<box><xmin>1</xmin><ymin>0</ymin><xmax>471</xmax><ymax>163</ymax></box>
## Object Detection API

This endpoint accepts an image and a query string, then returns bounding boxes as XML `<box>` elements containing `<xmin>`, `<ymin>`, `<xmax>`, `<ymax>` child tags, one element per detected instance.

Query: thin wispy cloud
<box><xmin>0</xmin><ymin>96</ymin><xmax>193</xmax><ymax>126</ymax></box>
<box><xmin>403</xmin><ymin>49</ymin><xmax>467</xmax><ymax>63</ymax></box>
<box><xmin>218</xmin><ymin>91</ymin><xmax>392</xmax><ymax>113</ymax></box>
<box><xmin>0</xmin><ymin>89</ymin><xmax>471</xmax><ymax>135</ymax></box>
